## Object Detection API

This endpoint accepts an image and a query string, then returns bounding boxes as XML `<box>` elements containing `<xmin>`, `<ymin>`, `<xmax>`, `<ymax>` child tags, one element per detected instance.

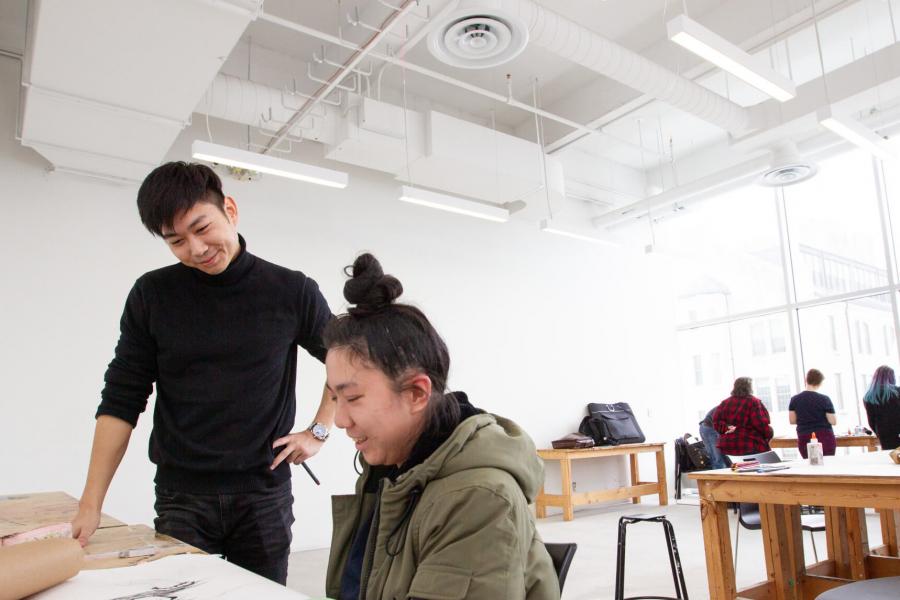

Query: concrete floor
<box><xmin>287</xmin><ymin>498</ymin><xmax>885</xmax><ymax>599</ymax></box>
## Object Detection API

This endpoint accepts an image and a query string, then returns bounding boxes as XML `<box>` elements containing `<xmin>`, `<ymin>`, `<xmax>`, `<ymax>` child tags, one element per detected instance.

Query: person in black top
<box><xmin>788</xmin><ymin>368</ymin><xmax>836</xmax><ymax>457</ymax></box>
<box><xmin>864</xmin><ymin>365</ymin><xmax>900</xmax><ymax>450</ymax></box>
<box><xmin>70</xmin><ymin>163</ymin><xmax>334</xmax><ymax>584</ymax></box>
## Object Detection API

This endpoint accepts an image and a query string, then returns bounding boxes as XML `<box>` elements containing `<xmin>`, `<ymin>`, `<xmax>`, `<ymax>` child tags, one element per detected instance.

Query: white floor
<box><xmin>287</xmin><ymin>497</ymin><xmax>884</xmax><ymax>599</ymax></box>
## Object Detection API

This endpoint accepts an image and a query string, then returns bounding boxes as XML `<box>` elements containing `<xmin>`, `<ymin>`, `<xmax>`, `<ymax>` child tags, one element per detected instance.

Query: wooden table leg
<box><xmin>655</xmin><ymin>448</ymin><xmax>669</xmax><ymax>506</ymax></box>
<box><xmin>881</xmin><ymin>509</ymin><xmax>900</xmax><ymax>557</ymax></box>
<box><xmin>826</xmin><ymin>507</ymin><xmax>869</xmax><ymax>579</ymax></box>
<box><xmin>630</xmin><ymin>453</ymin><xmax>641</xmax><ymax>504</ymax></box>
<box><xmin>699</xmin><ymin>482</ymin><xmax>736</xmax><ymax>600</ymax></box>
<box><xmin>560</xmin><ymin>456</ymin><xmax>574</xmax><ymax>521</ymax></box>
<box><xmin>536</xmin><ymin>480</ymin><xmax>547</xmax><ymax>519</ymax></box>
<box><xmin>760</xmin><ymin>503</ymin><xmax>805</xmax><ymax>600</ymax></box>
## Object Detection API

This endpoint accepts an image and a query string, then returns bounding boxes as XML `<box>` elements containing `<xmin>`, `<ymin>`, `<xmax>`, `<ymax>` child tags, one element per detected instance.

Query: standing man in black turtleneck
<box><xmin>70</xmin><ymin>162</ymin><xmax>334</xmax><ymax>585</ymax></box>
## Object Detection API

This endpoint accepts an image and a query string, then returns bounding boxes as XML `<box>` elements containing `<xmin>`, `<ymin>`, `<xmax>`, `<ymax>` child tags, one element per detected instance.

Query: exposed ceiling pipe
<box><xmin>262</xmin><ymin>0</ymin><xmax>420</xmax><ymax>154</ymax></box>
<box><xmin>596</xmin><ymin>103</ymin><xmax>900</xmax><ymax>230</ymax></box>
<box><xmin>198</xmin><ymin>74</ymin><xmax>312</xmax><ymax>134</ymax></box>
<box><xmin>491</xmin><ymin>0</ymin><xmax>750</xmax><ymax>133</ymax></box>
<box><xmin>257</xmin><ymin>10</ymin><xmax>608</xmax><ymax>141</ymax></box>
<box><xmin>543</xmin><ymin>0</ymin><xmax>859</xmax><ymax>154</ymax></box>
<box><xmin>375</xmin><ymin>0</ymin><xmax>461</xmax><ymax>100</ymax></box>
<box><xmin>594</xmin><ymin>154</ymin><xmax>772</xmax><ymax>230</ymax></box>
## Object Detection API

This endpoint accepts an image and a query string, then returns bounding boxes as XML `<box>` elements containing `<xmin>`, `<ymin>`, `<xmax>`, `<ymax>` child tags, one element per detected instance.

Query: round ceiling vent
<box><xmin>427</xmin><ymin>7</ymin><xmax>528</xmax><ymax>69</ymax></box>
<box><xmin>758</xmin><ymin>141</ymin><xmax>818</xmax><ymax>187</ymax></box>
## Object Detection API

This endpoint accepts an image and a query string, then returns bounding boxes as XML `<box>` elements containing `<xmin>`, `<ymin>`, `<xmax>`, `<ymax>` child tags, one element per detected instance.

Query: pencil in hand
<box><xmin>301</xmin><ymin>461</ymin><xmax>320</xmax><ymax>485</ymax></box>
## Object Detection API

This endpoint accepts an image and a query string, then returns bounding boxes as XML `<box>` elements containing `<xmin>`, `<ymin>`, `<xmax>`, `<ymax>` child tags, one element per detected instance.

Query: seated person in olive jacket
<box><xmin>323</xmin><ymin>253</ymin><xmax>560</xmax><ymax>600</ymax></box>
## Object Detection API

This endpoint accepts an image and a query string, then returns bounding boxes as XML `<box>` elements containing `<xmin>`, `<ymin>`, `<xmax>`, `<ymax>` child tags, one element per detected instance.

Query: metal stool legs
<box><xmin>614</xmin><ymin>514</ymin><xmax>689</xmax><ymax>600</ymax></box>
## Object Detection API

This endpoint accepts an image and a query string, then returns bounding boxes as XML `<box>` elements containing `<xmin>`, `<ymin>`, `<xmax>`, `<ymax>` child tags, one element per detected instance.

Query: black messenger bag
<box><xmin>578</xmin><ymin>402</ymin><xmax>646</xmax><ymax>446</ymax></box>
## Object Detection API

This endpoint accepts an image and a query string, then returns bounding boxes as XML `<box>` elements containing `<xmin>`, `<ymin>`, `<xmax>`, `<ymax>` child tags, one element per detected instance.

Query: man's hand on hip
<box><xmin>271</xmin><ymin>430</ymin><xmax>324</xmax><ymax>470</ymax></box>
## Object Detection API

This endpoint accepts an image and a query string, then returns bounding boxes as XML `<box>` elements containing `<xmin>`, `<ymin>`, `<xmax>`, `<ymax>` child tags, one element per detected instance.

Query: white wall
<box><xmin>0</xmin><ymin>56</ymin><xmax>685</xmax><ymax>551</ymax></box>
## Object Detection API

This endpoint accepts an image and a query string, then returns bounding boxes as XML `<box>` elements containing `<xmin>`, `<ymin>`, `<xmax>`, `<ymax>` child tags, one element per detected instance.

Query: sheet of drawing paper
<box><xmin>0</xmin><ymin>538</ymin><xmax>83</xmax><ymax>600</ymax></box>
<box><xmin>30</xmin><ymin>553</ymin><xmax>312</xmax><ymax>600</ymax></box>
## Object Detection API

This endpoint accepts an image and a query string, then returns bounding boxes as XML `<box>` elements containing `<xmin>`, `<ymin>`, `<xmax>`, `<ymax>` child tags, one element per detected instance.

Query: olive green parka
<box><xmin>326</xmin><ymin>412</ymin><xmax>560</xmax><ymax>600</ymax></box>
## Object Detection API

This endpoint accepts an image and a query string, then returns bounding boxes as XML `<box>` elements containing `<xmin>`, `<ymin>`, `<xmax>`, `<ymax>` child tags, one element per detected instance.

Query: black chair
<box><xmin>614</xmin><ymin>513</ymin><xmax>688</xmax><ymax>600</ymax></box>
<box><xmin>729</xmin><ymin>451</ymin><xmax>826</xmax><ymax>571</ymax></box>
<box><xmin>544</xmin><ymin>542</ymin><xmax>577</xmax><ymax>592</ymax></box>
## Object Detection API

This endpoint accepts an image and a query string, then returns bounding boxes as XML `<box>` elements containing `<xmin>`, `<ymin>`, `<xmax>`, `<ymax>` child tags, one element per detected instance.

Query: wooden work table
<box><xmin>769</xmin><ymin>434</ymin><xmax>879</xmax><ymax>452</ymax></box>
<box><xmin>536</xmin><ymin>443</ymin><xmax>667</xmax><ymax>521</ymax></box>
<box><xmin>690</xmin><ymin>452</ymin><xmax>900</xmax><ymax>599</ymax></box>
<box><xmin>0</xmin><ymin>491</ymin><xmax>201</xmax><ymax>568</ymax></box>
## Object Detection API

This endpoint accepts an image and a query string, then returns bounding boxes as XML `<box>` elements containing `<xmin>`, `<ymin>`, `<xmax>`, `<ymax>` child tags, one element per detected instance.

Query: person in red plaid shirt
<box><xmin>713</xmin><ymin>377</ymin><xmax>774</xmax><ymax>456</ymax></box>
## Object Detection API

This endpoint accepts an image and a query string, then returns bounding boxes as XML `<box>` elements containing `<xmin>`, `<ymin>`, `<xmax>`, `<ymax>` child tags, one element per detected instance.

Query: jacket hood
<box><xmin>386</xmin><ymin>410</ymin><xmax>544</xmax><ymax>503</ymax></box>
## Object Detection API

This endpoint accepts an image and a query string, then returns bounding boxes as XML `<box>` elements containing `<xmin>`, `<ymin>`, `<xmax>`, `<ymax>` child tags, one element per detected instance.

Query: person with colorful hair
<box><xmin>864</xmin><ymin>365</ymin><xmax>900</xmax><ymax>450</ymax></box>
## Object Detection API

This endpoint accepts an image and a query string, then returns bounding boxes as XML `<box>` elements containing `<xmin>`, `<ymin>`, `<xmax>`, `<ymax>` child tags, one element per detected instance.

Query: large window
<box><xmin>783</xmin><ymin>149</ymin><xmax>887</xmax><ymax>302</ymax></box>
<box><xmin>673</xmin><ymin>145</ymin><xmax>900</xmax><ymax>435</ymax></box>
<box><xmin>653</xmin><ymin>186</ymin><xmax>787</xmax><ymax>323</ymax></box>
<box><xmin>796</xmin><ymin>294</ymin><xmax>897</xmax><ymax>427</ymax></box>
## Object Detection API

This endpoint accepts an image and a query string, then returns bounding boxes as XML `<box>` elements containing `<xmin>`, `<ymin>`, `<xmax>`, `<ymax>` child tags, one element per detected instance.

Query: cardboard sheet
<box><xmin>0</xmin><ymin>491</ymin><xmax>123</xmax><ymax>539</ymax></box>
<box><xmin>83</xmin><ymin>524</ymin><xmax>203</xmax><ymax>569</ymax></box>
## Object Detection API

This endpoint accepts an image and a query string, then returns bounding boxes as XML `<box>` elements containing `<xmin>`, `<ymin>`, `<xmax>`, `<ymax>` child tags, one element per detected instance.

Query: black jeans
<box><xmin>154</xmin><ymin>481</ymin><xmax>294</xmax><ymax>584</ymax></box>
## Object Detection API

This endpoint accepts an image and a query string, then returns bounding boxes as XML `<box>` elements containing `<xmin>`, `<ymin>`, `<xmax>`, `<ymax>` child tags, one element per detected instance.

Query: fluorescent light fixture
<box><xmin>399</xmin><ymin>185</ymin><xmax>509</xmax><ymax>222</ymax></box>
<box><xmin>540</xmin><ymin>219</ymin><xmax>617</xmax><ymax>246</ymax></box>
<box><xmin>667</xmin><ymin>14</ymin><xmax>796</xmax><ymax>102</ymax></box>
<box><xmin>818</xmin><ymin>106</ymin><xmax>897</xmax><ymax>162</ymax></box>
<box><xmin>192</xmin><ymin>140</ymin><xmax>349</xmax><ymax>188</ymax></box>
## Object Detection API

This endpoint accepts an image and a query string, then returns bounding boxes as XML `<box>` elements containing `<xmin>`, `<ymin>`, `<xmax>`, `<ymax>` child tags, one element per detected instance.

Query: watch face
<box><xmin>311</xmin><ymin>423</ymin><xmax>328</xmax><ymax>439</ymax></box>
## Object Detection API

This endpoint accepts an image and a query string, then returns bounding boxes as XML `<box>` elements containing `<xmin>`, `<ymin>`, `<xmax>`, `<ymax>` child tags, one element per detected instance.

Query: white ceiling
<box><xmin>7</xmin><ymin>0</ymin><xmax>900</xmax><ymax>227</ymax></box>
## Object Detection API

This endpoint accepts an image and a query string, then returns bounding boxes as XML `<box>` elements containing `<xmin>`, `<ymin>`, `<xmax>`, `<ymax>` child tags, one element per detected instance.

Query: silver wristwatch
<box><xmin>308</xmin><ymin>422</ymin><xmax>330</xmax><ymax>441</ymax></box>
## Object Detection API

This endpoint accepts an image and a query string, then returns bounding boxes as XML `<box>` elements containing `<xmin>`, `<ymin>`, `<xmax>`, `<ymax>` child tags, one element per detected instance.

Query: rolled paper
<box><xmin>0</xmin><ymin>538</ymin><xmax>83</xmax><ymax>600</ymax></box>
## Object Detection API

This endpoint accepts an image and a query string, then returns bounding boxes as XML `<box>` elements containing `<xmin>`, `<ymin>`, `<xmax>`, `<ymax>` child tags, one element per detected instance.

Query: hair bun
<box><xmin>343</xmin><ymin>253</ymin><xmax>403</xmax><ymax>314</ymax></box>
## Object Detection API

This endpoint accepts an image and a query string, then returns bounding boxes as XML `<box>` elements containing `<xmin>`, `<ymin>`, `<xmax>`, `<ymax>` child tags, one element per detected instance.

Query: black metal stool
<box><xmin>615</xmin><ymin>513</ymin><xmax>688</xmax><ymax>600</ymax></box>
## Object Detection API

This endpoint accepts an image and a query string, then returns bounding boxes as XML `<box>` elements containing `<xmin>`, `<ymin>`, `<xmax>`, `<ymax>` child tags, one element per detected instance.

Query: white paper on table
<box><xmin>30</xmin><ymin>553</ymin><xmax>312</xmax><ymax>599</ymax></box>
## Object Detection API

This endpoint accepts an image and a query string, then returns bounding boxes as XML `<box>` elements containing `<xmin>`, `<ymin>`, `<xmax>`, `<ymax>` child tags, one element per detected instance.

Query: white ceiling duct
<box><xmin>19</xmin><ymin>0</ymin><xmax>262</xmax><ymax>181</ymax></box>
<box><xmin>196</xmin><ymin>75</ymin><xmax>575</xmax><ymax>206</ymax></box>
<box><xmin>758</xmin><ymin>141</ymin><xmax>817</xmax><ymax>187</ymax></box>
<box><xmin>427</xmin><ymin>2</ymin><xmax>529</xmax><ymax>69</ymax></box>
<box><xmin>427</xmin><ymin>0</ymin><xmax>751</xmax><ymax>134</ymax></box>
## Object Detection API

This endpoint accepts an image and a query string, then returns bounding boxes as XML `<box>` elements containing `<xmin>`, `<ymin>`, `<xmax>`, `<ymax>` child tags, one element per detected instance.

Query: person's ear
<box><xmin>223</xmin><ymin>196</ymin><xmax>239</xmax><ymax>227</ymax></box>
<box><xmin>403</xmin><ymin>373</ymin><xmax>433</xmax><ymax>415</ymax></box>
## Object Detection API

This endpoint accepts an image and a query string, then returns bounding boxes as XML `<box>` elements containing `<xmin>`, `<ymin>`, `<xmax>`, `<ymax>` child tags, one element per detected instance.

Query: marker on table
<box><xmin>86</xmin><ymin>546</ymin><xmax>157</xmax><ymax>560</ymax></box>
<box><xmin>301</xmin><ymin>462</ymin><xmax>320</xmax><ymax>486</ymax></box>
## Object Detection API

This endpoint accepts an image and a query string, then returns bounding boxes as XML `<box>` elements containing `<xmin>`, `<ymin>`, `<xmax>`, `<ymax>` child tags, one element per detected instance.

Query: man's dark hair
<box><xmin>137</xmin><ymin>162</ymin><xmax>225</xmax><ymax>236</ymax></box>
<box><xmin>806</xmin><ymin>368</ymin><xmax>825</xmax><ymax>387</ymax></box>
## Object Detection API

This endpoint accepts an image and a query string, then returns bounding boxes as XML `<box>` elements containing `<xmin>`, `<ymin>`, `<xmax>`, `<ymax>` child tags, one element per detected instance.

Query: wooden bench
<box><xmin>535</xmin><ymin>443</ymin><xmax>668</xmax><ymax>521</ymax></box>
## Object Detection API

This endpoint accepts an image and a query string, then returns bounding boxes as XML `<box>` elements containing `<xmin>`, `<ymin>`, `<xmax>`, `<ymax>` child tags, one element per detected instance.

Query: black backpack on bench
<box><xmin>578</xmin><ymin>402</ymin><xmax>646</xmax><ymax>446</ymax></box>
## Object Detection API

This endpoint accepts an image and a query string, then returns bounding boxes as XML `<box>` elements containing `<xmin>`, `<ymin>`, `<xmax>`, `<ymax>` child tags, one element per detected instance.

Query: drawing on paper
<box><xmin>108</xmin><ymin>580</ymin><xmax>198</xmax><ymax>600</ymax></box>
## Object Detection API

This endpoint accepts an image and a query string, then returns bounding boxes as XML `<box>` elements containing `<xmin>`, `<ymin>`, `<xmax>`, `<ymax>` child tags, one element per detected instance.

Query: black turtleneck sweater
<box><xmin>96</xmin><ymin>237</ymin><xmax>333</xmax><ymax>493</ymax></box>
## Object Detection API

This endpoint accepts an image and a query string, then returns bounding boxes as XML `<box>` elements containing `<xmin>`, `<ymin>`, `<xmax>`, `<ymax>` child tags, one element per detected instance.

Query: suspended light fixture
<box><xmin>399</xmin><ymin>186</ymin><xmax>510</xmax><ymax>222</ymax></box>
<box><xmin>540</xmin><ymin>219</ymin><xmax>617</xmax><ymax>245</ymax></box>
<box><xmin>191</xmin><ymin>140</ymin><xmax>349</xmax><ymax>188</ymax></box>
<box><xmin>817</xmin><ymin>106</ymin><xmax>897</xmax><ymax>162</ymax></box>
<box><xmin>667</xmin><ymin>14</ymin><xmax>796</xmax><ymax>102</ymax></box>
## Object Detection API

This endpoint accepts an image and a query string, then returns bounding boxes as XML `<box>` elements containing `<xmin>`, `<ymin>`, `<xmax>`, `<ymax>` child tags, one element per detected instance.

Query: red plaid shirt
<box><xmin>713</xmin><ymin>395</ymin><xmax>773</xmax><ymax>456</ymax></box>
